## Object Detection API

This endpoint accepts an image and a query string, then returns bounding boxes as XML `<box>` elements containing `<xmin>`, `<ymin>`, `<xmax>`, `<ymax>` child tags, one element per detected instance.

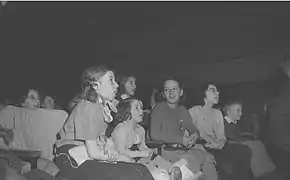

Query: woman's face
<box><xmin>130</xmin><ymin>100</ymin><xmax>143</xmax><ymax>123</ymax></box>
<box><xmin>23</xmin><ymin>89</ymin><xmax>40</xmax><ymax>108</ymax></box>
<box><xmin>124</xmin><ymin>76</ymin><xmax>136</xmax><ymax>96</ymax></box>
<box><xmin>205</xmin><ymin>84</ymin><xmax>219</xmax><ymax>105</ymax></box>
<box><xmin>226</xmin><ymin>103</ymin><xmax>243</xmax><ymax>122</ymax></box>
<box><xmin>95</xmin><ymin>71</ymin><xmax>119</xmax><ymax>101</ymax></box>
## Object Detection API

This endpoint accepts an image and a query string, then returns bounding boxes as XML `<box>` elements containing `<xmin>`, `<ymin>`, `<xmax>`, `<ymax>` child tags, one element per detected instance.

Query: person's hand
<box><xmin>104</xmin><ymin>146</ymin><xmax>119</xmax><ymax>162</ymax></box>
<box><xmin>182</xmin><ymin>135</ymin><xmax>193</xmax><ymax>147</ymax></box>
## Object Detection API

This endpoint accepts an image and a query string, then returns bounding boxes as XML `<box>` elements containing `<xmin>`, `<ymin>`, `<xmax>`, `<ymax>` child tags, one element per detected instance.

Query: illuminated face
<box><xmin>124</xmin><ymin>76</ymin><xmax>136</xmax><ymax>96</ymax></box>
<box><xmin>205</xmin><ymin>84</ymin><xmax>219</xmax><ymax>104</ymax></box>
<box><xmin>130</xmin><ymin>99</ymin><xmax>143</xmax><ymax>123</ymax></box>
<box><xmin>23</xmin><ymin>89</ymin><xmax>40</xmax><ymax>108</ymax></box>
<box><xmin>164</xmin><ymin>80</ymin><xmax>182</xmax><ymax>104</ymax></box>
<box><xmin>94</xmin><ymin>71</ymin><xmax>119</xmax><ymax>101</ymax></box>
<box><xmin>226</xmin><ymin>103</ymin><xmax>243</xmax><ymax>122</ymax></box>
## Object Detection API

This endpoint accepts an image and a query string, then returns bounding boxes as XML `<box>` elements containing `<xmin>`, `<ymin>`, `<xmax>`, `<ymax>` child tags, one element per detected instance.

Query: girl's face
<box><xmin>130</xmin><ymin>100</ymin><xmax>143</xmax><ymax>123</ymax></box>
<box><xmin>94</xmin><ymin>71</ymin><xmax>119</xmax><ymax>101</ymax></box>
<box><xmin>226</xmin><ymin>103</ymin><xmax>243</xmax><ymax>122</ymax></box>
<box><xmin>205</xmin><ymin>84</ymin><xmax>219</xmax><ymax>105</ymax></box>
<box><xmin>124</xmin><ymin>76</ymin><xmax>136</xmax><ymax>96</ymax></box>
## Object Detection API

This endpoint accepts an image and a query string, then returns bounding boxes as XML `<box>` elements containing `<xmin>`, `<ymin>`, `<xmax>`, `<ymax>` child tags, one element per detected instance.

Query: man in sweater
<box><xmin>150</xmin><ymin>78</ymin><xmax>217</xmax><ymax>180</ymax></box>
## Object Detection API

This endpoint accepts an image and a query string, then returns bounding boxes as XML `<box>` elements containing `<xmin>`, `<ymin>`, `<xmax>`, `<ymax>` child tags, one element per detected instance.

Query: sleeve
<box><xmin>150</xmin><ymin>104</ymin><xmax>165</xmax><ymax>142</ymax></box>
<box><xmin>213</xmin><ymin>110</ymin><xmax>226</xmax><ymax>141</ymax></box>
<box><xmin>188</xmin><ymin>106</ymin><xmax>198</xmax><ymax>125</ymax></box>
<box><xmin>74</xmin><ymin>102</ymin><xmax>105</xmax><ymax>141</ymax></box>
<box><xmin>182</xmin><ymin>107</ymin><xmax>198</xmax><ymax>135</ymax></box>
<box><xmin>137</xmin><ymin>126</ymin><xmax>148</xmax><ymax>151</ymax></box>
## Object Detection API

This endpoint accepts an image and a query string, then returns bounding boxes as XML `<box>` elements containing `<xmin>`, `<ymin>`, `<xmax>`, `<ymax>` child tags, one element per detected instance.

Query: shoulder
<box><xmin>188</xmin><ymin>105</ymin><xmax>202</xmax><ymax>115</ymax></box>
<box><xmin>114</xmin><ymin>122</ymin><xmax>130</xmax><ymax>134</ymax></box>
<box><xmin>152</xmin><ymin>102</ymin><xmax>166</xmax><ymax>113</ymax></box>
<box><xmin>136</xmin><ymin>124</ymin><xmax>145</xmax><ymax>134</ymax></box>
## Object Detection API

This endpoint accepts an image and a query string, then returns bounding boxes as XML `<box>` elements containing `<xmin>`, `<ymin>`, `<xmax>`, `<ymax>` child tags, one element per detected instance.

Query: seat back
<box><xmin>0</xmin><ymin>106</ymin><xmax>68</xmax><ymax>160</ymax></box>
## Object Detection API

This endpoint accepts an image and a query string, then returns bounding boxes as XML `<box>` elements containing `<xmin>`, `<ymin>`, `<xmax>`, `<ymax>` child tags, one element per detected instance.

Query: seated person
<box><xmin>41</xmin><ymin>96</ymin><xmax>56</xmax><ymax>110</ymax></box>
<box><xmin>21</xmin><ymin>89</ymin><xmax>41</xmax><ymax>108</ymax></box>
<box><xmin>189</xmin><ymin>83</ymin><xmax>252</xmax><ymax>180</ymax></box>
<box><xmin>222</xmin><ymin>100</ymin><xmax>276</xmax><ymax>179</ymax></box>
<box><xmin>54</xmin><ymin>66</ymin><xmax>154</xmax><ymax>180</ymax></box>
<box><xmin>110</xmin><ymin>97</ymin><xmax>183</xmax><ymax>180</ymax></box>
<box><xmin>151</xmin><ymin>78</ymin><xmax>217</xmax><ymax>180</ymax></box>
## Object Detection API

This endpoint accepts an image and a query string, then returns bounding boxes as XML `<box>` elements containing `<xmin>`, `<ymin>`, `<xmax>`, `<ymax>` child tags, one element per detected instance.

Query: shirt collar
<box><xmin>121</xmin><ymin>94</ymin><xmax>130</xmax><ymax>100</ymax></box>
<box><xmin>224</xmin><ymin>116</ymin><xmax>237</xmax><ymax>124</ymax></box>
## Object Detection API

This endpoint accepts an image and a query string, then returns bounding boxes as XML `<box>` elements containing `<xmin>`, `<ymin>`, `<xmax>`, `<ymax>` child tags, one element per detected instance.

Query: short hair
<box><xmin>222</xmin><ymin>99</ymin><xmax>243</xmax><ymax>115</ymax></box>
<box><xmin>163</xmin><ymin>76</ymin><xmax>184</xmax><ymax>90</ymax></box>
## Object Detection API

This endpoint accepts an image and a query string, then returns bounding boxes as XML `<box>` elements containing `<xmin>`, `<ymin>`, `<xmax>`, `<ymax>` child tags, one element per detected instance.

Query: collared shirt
<box><xmin>224</xmin><ymin>116</ymin><xmax>237</xmax><ymax>124</ymax></box>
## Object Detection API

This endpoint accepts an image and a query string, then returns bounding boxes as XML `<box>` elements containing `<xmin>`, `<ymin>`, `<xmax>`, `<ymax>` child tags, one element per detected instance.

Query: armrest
<box><xmin>0</xmin><ymin>149</ymin><xmax>41</xmax><ymax>169</ymax></box>
<box><xmin>145</xmin><ymin>140</ymin><xmax>164</xmax><ymax>155</ymax></box>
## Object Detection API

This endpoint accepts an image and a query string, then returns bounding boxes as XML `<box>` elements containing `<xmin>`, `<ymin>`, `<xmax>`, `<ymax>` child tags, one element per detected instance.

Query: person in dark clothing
<box><xmin>223</xmin><ymin>100</ymin><xmax>276</xmax><ymax>179</ymax></box>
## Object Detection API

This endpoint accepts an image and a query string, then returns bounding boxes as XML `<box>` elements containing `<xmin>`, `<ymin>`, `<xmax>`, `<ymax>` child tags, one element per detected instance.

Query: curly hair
<box><xmin>68</xmin><ymin>66</ymin><xmax>112</xmax><ymax>111</ymax></box>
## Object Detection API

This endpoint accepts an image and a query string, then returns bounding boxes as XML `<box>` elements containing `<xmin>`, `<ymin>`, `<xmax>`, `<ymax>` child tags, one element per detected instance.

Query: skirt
<box><xmin>53</xmin><ymin>144</ymin><xmax>154</xmax><ymax>180</ymax></box>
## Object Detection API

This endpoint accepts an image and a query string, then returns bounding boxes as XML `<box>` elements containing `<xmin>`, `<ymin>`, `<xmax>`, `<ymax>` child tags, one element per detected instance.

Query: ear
<box><xmin>92</xmin><ymin>82</ymin><xmax>100</xmax><ymax>91</ymax></box>
<box><xmin>180</xmin><ymin>89</ymin><xmax>183</xmax><ymax>96</ymax></box>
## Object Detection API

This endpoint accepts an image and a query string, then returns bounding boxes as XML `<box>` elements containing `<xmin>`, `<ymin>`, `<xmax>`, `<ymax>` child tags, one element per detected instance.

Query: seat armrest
<box><xmin>0</xmin><ymin>149</ymin><xmax>41</xmax><ymax>169</ymax></box>
<box><xmin>145</xmin><ymin>140</ymin><xmax>164</xmax><ymax>155</ymax></box>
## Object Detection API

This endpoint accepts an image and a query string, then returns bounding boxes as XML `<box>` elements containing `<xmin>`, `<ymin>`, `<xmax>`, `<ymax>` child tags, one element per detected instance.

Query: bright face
<box><xmin>226</xmin><ymin>103</ymin><xmax>243</xmax><ymax>122</ymax></box>
<box><xmin>124</xmin><ymin>76</ymin><xmax>136</xmax><ymax>96</ymax></box>
<box><xmin>164</xmin><ymin>80</ymin><xmax>182</xmax><ymax>104</ymax></box>
<box><xmin>205</xmin><ymin>84</ymin><xmax>219</xmax><ymax>105</ymax></box>
<box><xmin>95</xmin><ymin>71</ymin><xmax>119</xmax><ymax>101</ymax></box>
<box><xmin>130</xmin><ymin>100</ymin><xmax>143</xmax><ymax>123</ymax></box>
<box><xmin>23</xmin><ymin>89</ymin><xmax>40</xmax><ymax>107</ymax></box>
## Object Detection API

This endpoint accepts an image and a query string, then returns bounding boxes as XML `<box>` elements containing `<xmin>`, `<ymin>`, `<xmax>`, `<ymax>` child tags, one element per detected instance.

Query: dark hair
<box><xmin>105</xmin><ymin>98</ymin><xmax>140</xmax><ymax>137</ymax></box>
<box><xmin>163</xmin><ymin>76</ymin><xmax>184</xmax><ymax>90</ymax></box>
<box><xmin>117</xmin><ymin>75</ymin><xmax>136</xmax><ymax>98</ymax></box>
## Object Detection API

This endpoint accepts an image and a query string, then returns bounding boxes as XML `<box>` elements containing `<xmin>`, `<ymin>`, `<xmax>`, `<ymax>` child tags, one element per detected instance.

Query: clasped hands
<box><xmin>182</xmin><ymin>131</ymin><xmax>198</xmax><ymax>148</ymax></box>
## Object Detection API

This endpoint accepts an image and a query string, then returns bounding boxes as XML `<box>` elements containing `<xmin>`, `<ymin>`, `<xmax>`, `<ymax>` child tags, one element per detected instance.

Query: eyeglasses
<box><xmin>164</xmin><ymin>87</ymin><xmax>180</xmax><ymax>93</ymax></box>
<box><xmin>207</xmin><ymin>87</ymin><xmax>219</xmax><ymax>94</ymax></box>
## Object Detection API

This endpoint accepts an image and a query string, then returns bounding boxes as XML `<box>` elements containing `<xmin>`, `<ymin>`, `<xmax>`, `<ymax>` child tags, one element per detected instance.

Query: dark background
<box><xmin>1</xmin><ymin>2</ymin><xmax>290</xmax><ymax>108</ymax></box>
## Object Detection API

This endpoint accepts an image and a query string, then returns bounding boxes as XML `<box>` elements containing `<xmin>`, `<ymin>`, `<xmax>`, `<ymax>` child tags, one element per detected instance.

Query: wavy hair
<box><xmin>68</xmin><ymin>66</ymin><xmax>112</xmax><ymax>111</ymax></box>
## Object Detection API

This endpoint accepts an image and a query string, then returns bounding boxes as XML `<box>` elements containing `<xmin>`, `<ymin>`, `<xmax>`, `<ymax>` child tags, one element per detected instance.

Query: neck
<box><xmin>166</xmin><ymin>102</ymin><xmax>178</xmax><ymax>109</ymax></box>
<box><xmin>127</xmin><ymin>119</ymin><xmax>138</xmax><ymax>129</ymax></box>
<box><xmin>203</xmin><ymin>100</ymin><xmax>213</xmax><ymax>109</ymax></box>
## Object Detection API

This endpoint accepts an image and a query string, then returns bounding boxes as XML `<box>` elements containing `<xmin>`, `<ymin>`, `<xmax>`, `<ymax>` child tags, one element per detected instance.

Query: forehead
<box><xmin>164</xmin><ymin>80</ymin><xmax>179</xmax><ymax>88</ymax></box>
<box><xmin>228</xmin><ymin>103</ymin><xmax>242</xmax><ymax>110</ymax></box>
<box><xmin>127</xmin><ymin>76</ymin><xmax>136</xmax><ymax>82</ymax></box>
<box><xmin>98</xmin><ymin>71</ymin><xmax>115</xmax><ymax>80</ymax></box>
<box><xmin>207</xmin><ymin>84</ymin><xmax>217</xmax><ymax>90</ymax></box>
<box><xmin>131</xmin><ymin>99</ymin><xmax>142</xmax><ymax>107</ymax></box>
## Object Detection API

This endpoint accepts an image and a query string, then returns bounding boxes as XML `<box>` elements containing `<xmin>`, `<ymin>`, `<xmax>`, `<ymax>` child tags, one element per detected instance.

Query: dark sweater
<box><xmin>224</xmin><ymin>118</ymin><xmax>249</xmax><ymax>141</ymax></box>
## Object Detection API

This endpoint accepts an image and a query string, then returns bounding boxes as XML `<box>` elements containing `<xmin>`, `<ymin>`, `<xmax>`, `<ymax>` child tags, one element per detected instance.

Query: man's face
<box><xmin>164</xmin><ymin>80</ymin><xmax>182</xmax><ymax>104</ymax></box>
